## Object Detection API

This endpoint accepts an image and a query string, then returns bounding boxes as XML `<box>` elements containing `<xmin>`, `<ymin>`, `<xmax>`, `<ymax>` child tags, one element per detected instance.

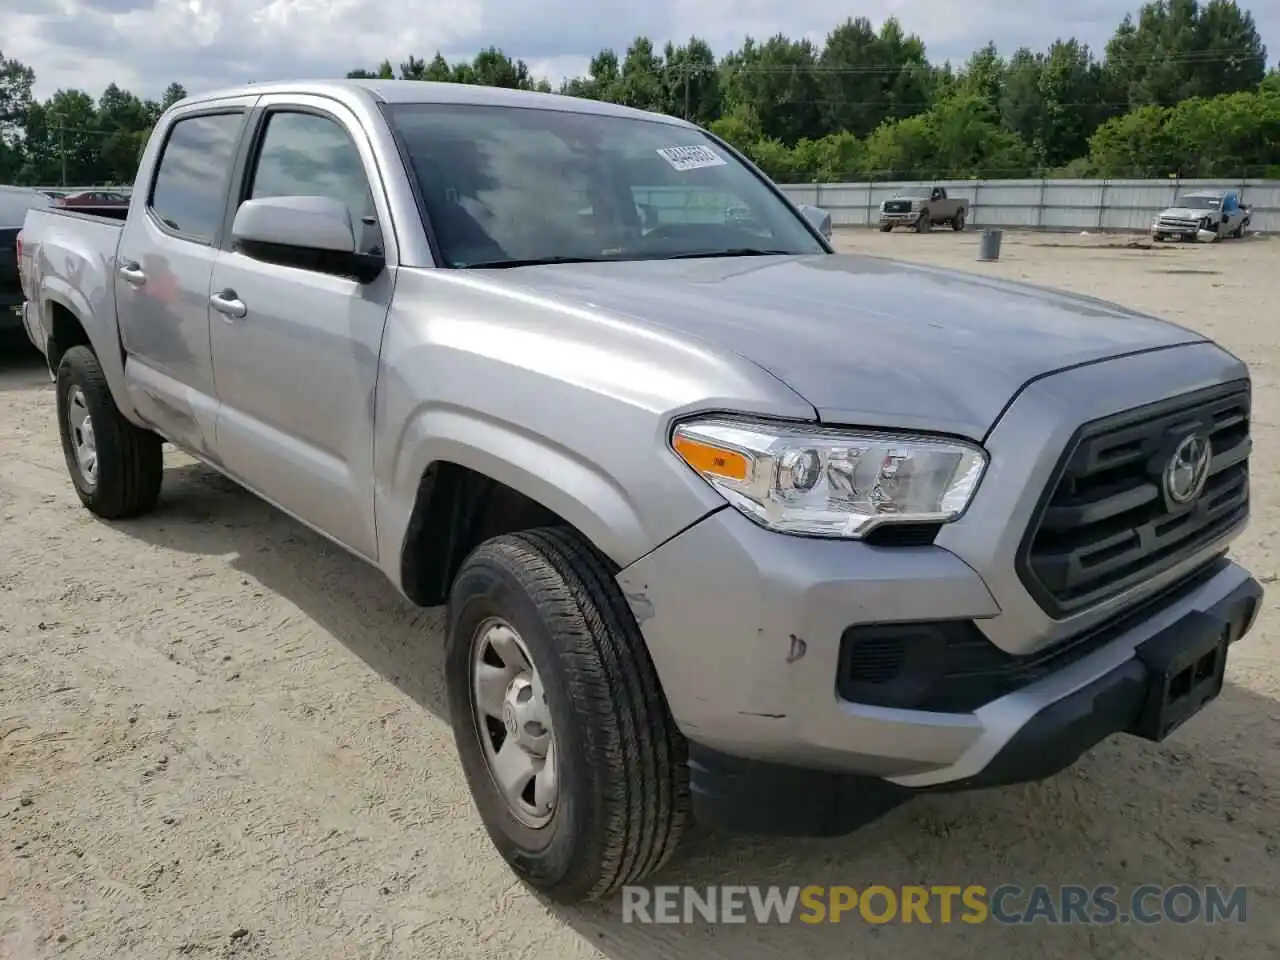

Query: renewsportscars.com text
<box><xmin>621</xmin><ymin>884</ymin><xmax>1248</xmax><ymax>925</ymax></box>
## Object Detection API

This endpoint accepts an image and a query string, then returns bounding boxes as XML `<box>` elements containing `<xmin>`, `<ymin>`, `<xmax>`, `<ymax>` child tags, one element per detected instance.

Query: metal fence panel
<box><xmin>780</xmin><ymin>178</ymin><xmax>1280</xmax><ymax>233</ymax></box>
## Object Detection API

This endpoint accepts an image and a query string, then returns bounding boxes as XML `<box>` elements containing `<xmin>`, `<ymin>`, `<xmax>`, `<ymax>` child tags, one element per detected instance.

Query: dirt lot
<box><xmin>3</xmin><ymin>230</ymin><xmax>1280</xmax><ymax>959</ymax></box>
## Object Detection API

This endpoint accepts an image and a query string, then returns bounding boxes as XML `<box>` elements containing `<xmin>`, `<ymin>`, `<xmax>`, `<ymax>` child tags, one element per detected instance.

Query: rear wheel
<box><xmin>445</xmin><ymin>526</ymin><xmax>689</xmax><ymax>904</ymax></box>
<box><xmin>55</xmin><ymin>346</ymin><xmax>163</xmax><ymax>519</ymax></box>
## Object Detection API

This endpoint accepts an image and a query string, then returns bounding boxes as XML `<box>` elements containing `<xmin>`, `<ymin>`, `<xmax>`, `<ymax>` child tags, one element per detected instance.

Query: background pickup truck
<box><xmin>1151</xmin><ymin>190</ymin><xmax>1251</xmax><ymax>242</ymax></box>
<box><xmin>18</xmin><ymin>79</ymin><xmax>1260</xmax><ymax>906</ymax></box>
<box><xmin>879</xmin><ymin>185</ymin><xmax>968</xmax><ymax>232</ymax></box>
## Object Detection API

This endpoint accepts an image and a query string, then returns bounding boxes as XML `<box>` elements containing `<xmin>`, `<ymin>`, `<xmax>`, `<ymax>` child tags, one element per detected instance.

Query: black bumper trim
<box><xmin>687</xmin><ymin>574</ymin><xmax>1262</xmax><ymax>837</ymax></box>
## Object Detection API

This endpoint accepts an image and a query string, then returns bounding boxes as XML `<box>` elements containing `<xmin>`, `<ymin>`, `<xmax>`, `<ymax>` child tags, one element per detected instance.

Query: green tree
<box><xmin>662</xmin><ymin>37</ymin><xmax>721</xmax><ymax>123</ymax></box>
<box><xmin>817</xmin><ymin>18</ymin><xmax>933</xmax><ymax>138</ymax></box>
<box><xmin>0</xmin><ymin>50</ymin><xmax>36</xmax><ymax>180</ymax></box>
<box><xmin>721</xmin><ymin>35</ymin><xmax>825</xmax><ymax>144</ymax></box>
<box><xmin>1106</xmin><ymin>0</ymin><xmax>1267</xmax><ymax>108</ymax></box>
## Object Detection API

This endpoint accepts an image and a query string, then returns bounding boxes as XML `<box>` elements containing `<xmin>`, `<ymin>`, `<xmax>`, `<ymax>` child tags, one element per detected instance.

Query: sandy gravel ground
<box><xmin>3</xmin><ymin>230</ymin><xmax>1280</xmax><ymax>959</ymax></box>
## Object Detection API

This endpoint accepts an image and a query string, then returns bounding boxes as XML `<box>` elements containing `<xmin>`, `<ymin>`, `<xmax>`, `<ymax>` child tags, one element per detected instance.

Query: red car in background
<box><xmin>53</xmin><ymin>189</ymin><xmax>131</xmax><ymax>214</ymax></box>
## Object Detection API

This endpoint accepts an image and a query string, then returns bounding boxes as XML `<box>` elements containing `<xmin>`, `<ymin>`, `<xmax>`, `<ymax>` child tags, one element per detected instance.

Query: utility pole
<box><xmin>683</xmin><ymin>64</ymin><xmax>691</xmax><ymax>120</ymax></box>
<box><xmin>58</xmin><ymin>123</ymin><xmax>67</xmax><ymax>186</ymax></box>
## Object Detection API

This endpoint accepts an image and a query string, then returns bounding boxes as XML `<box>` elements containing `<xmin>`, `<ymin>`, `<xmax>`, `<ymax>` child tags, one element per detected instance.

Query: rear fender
<box><xmin>42</xmin><ymin>280</ymin><xmax>130</xmax><ymax>406</ymax></box>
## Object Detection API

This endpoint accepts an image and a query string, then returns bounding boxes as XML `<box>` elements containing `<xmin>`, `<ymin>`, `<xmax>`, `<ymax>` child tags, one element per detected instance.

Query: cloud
<box><xmin>6</xmin><ymin>0</ymin><xmax>1278</xmax><ymax>101</ymax></box>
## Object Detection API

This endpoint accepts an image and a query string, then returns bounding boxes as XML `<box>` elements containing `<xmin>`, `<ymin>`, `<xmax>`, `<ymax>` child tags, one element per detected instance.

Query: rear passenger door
<box><xmin>208</xmin><ymin>95</ymin><xmax>396</xmax><ymax>559</ymax></box>
<box><xmin>115</xmin><ymin>103</ymin><xmax>254</xmax><ymax>457</ymax></box>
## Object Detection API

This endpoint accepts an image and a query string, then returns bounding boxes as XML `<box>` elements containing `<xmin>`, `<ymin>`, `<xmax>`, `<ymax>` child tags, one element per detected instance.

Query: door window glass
<box><xmin>248</xmin><ymin>111</ymin><xmax>382</xmax><ymax>255</ymax></box>
<box><xmin>149</xmin><ymin>112</ymin><xmax>244</xmax><ymax>242</ymax></box>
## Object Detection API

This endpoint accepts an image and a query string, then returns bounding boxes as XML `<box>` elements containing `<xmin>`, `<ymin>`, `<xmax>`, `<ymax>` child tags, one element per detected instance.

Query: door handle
<box><xmin>118</xmin><ymin>261</ymin><xmax>146</xmax><ymax>286</ymax></box>
<box><xmin>210</xmin><ymin>289</ymin><xmax>247</xmax><ymax>320</ymax></box>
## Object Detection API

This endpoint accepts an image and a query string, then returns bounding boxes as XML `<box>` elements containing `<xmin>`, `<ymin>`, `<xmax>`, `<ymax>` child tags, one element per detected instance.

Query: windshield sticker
<box><xmin>656</xmin><ymin>145</ymin><xmax>727</xmax><ymax>172</ymax></box>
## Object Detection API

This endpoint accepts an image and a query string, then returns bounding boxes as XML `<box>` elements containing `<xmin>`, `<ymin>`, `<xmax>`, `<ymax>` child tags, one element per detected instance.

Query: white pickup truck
<box><xmin>1151</xmin><ymin>190</ymin><xmax>1251</xmax><ymax>242</ymax></box>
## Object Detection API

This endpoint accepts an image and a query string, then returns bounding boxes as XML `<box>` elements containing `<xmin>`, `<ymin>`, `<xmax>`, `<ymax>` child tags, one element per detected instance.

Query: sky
<box><xmin>7</xmin><ymin>0</ymin><xmax>1278</xmax><ymax>102</ymax></box>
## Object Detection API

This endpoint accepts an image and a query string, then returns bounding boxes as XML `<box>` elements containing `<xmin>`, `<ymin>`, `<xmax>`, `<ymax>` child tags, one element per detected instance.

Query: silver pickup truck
<box><xmin>18</xmin><ymin>80</ymin><xmax>1261</xmax><ymax>904</ymax></box>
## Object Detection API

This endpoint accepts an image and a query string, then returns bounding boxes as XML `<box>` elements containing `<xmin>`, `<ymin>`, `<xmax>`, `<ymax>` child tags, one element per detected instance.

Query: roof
<box><xmin>181</xmin><ymin>78</ymin><xmax>692</xmax><ymax>128</ymax></box>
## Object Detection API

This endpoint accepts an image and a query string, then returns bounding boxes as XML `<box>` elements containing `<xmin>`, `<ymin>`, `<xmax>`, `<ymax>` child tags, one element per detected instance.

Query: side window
<box><xmin>149</xmin><ymin>112</ymin><xmax>244</xmax><ymax>242</ymax></box>
<box><xmin>247</xmin><ymin>111</ymin><xmax>382</xmax><ymax>255</ymax></box>
<box><xmin>630</xmin><ymin>185</ymin><xmax>751</xmax><ymax>228</ymax></box>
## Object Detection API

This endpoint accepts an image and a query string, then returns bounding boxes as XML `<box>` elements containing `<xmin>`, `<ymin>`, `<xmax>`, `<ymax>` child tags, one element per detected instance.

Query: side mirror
<box><xmin>231</xmin><ymin>195</ymin><xmax>384</xmax><ymax>283</ymax></box>
<box><xmin>797</xmin><ymin>203</ymin><xmax>832</xmax><ymax>241</ymax></box>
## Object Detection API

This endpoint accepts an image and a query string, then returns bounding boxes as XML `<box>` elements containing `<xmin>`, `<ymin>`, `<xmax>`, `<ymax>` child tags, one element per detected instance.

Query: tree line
<box><xmin>2</xmin><ymin>0</ymin><xmax>1278</xmax><ymax>188</ymax></box>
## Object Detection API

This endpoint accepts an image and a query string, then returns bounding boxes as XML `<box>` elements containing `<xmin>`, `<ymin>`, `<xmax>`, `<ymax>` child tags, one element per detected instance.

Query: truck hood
<box><xmin>487</xmin><ymin>253</ymin><xmax>1206</xmax><ymax>439</ymax></box>
<box><xmin>1159</xmin><ymin>207</ymin><xmax>1217</xmax><ymax>220</ymax></box>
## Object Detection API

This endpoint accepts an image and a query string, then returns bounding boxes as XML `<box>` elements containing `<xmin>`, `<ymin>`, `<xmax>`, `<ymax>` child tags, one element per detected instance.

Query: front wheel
<box><xmin>55</xmin><ymin>346</ymin><xmax>163</xmax><ymax>519</ymax></box>
<box><xmin>879</xmin><ymin>223</ymin><xmax>892</xmax><ymax>233</ymax></box>
<box><xmin>952</xmin><ymin>210</ymin><xmax>966</xmax><ymax>232</ymax></box>
<box><xmin>445</xmin><ymin>527</ymin><xmax>689</xmax><ymax>904</ymax></box>
<box><xmin>915</xmin><ymin>211</ymin><xmax>931</xmax><ymax>233</ymax></box>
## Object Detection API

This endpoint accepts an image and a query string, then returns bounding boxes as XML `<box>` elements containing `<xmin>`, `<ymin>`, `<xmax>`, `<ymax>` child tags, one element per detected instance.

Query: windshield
<box><xmin>1177</xmin><ymin>195</ymin><xmax>1221</xmax><ymax>210</ymax></box>
<box><xmin>385</xmin><ymin>102</ymin><xmax>827</xmax><ymax>268</ymax></box>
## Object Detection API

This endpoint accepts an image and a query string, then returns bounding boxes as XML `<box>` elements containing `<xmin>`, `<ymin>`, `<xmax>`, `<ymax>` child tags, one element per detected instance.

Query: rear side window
<box><xmin>149</xmin><ymin>112</ymin><xmax>244</xmax><ymax>242</ymax></box>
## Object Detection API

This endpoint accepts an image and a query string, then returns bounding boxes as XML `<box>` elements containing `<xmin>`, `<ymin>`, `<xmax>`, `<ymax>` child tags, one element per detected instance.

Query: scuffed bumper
<box><xmin>619</xmin><ymin>501</ymin><xmax>1260</xmax><ymax>833</ymax></box>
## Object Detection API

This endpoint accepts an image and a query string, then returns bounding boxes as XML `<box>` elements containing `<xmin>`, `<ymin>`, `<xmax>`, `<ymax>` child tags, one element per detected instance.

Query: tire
<box><xmin>879</xmin><ymin>224</ymin><xmax>892</xmax><ymax>233</ymax></box>
<box><xmin>55</xmin><ymin>345</ymin><xmax>163</xmax><ymax>519</ymax></box>
<box><xmin>952</xmin><ymin>210</ymin><xmax>966</xmax><ymax>232</ymax></box>
<box><xmin>445</xmin><ymin>526</ymin><xmax>689</xmax><ymax>904</ymax></box>
<box><xmin>916</xmin><ymin>210</ymin><xmax>931</xmax><ymax>233</ymax></box>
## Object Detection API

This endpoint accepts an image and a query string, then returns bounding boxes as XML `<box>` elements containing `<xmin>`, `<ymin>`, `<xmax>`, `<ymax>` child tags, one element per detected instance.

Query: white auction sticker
<box><xmin>655</xmin><ymin>145</ymin><xmax>728</xmax><ymax>171</ymax></box>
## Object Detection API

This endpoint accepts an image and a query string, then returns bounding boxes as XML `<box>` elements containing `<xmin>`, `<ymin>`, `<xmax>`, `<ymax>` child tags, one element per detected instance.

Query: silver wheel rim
<box><xmin>470</xmin><ymin>618</ymin><xmax>558</xmax><ymax>828</ymax></box>
<box><xmin>66</xmin><ymin>386</ymin><xmax>98</xmax><ymax>488</ymax></box>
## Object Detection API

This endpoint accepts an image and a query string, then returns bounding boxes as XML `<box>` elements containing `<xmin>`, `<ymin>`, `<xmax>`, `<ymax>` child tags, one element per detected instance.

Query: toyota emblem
<box><xmin>1163</xmin><ymin>432</ymin><xmax>1211</xmax><ymax>506</ymax></box>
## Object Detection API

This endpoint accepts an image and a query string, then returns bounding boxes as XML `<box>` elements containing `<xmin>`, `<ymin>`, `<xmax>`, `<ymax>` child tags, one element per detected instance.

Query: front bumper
<box><xmin>1152</xmin><ymin>223</ymin><xmax>1216</xmax><ymax>242</ymax></box>
<box><xmin>879</xmin><ymin>211</ymin><xmax>919</xmax><ymax>225</ymax></box>
<box><xmin>685</xmin><ymin>565</ymin><xmax>1259</xmax><ymax>836</ymax></box>
<box><xmin>617</xmin><ymin>342</ymin><xmax>1257</xmax><ymax>833</ymax></box>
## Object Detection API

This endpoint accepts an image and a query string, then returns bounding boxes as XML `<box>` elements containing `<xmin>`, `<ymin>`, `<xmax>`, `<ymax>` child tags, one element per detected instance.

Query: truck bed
<box><xmin>19</xmin><ymin>206</ymin><xmax>125</xmax><ymax>360</ymax></box>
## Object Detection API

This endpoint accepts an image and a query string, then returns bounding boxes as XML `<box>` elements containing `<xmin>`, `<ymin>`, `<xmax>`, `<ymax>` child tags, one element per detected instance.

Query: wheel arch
<box><xmin>385</xmin><ymin>412</ymin><xmax>654</xmax><ymax>607</ymax></box>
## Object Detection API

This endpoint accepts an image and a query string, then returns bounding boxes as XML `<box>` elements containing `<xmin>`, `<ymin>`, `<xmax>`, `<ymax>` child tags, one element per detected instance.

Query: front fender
<box><xmin>381</xmin><ymin>404</ymin><xmax>654</xmax><ymax>571</ymax></box>
<box><xmin>369</xmin><ymin>266</ymin><xmax>819</xmax><ymax>592</ymax></box>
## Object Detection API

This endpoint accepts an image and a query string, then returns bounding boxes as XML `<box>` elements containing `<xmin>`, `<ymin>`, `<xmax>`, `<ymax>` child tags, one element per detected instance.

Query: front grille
<box><xmin>884</xmin><ymin>201</ymin><xmax>912</xmax><ymax>213</ymax></box>
<box><xmin>1017</xmin><ymin>382</ymin><xmax>1250</xmax><ymax>618</ymax></box>
<box><xmin>1158</xmin><ymin>217</ymin><xmax>1201</xmax><ymax>230</ymax></box>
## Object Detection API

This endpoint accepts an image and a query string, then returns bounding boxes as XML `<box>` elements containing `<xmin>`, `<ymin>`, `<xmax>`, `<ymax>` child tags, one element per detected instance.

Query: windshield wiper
<box><xmin>659</xmin><ymin>248</ymin><xmax>793</xmax><ymax>260</ymax></box>
<box><xmin>459</xmin><ymin>255</ymin><xmax>614</xmax><ymax>269</ymax></box>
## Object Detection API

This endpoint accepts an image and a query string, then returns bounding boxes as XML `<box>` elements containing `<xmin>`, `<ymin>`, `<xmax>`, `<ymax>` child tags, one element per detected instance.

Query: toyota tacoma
<box><xmin>17</xmin><ymin>80</ymin><xmax>1260</xmax><ymax>904</ymax></box>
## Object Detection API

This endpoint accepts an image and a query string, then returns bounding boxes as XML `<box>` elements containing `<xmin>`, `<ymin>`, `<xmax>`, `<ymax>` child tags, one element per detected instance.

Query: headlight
<box><xmin>671</xmin><ymin>417</ymin><xmax>987</xmax><ymax>538</ymax></box>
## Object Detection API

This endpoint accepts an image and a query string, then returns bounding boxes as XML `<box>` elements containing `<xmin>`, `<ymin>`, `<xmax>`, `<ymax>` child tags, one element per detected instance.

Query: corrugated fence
<box><xmin>778</xmin><ymin>179</ymin><xmax>1280</xmax><ymax>233</ymax></box>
